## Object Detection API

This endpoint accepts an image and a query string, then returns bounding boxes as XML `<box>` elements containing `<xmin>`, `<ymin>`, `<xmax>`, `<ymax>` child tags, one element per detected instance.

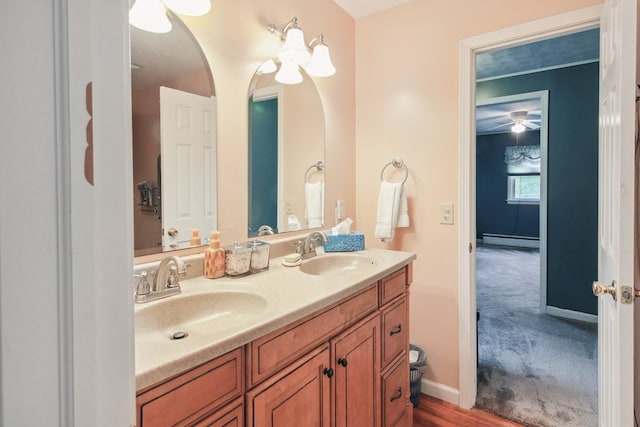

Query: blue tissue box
<box><xmin>324</xmin><ymin>232</ymin><xmax>365</xmax><ymax>252</ymax></box>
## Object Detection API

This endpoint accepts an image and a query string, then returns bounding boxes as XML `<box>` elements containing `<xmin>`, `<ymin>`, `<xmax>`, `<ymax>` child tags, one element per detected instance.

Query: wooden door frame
<box><xmin>457</xmin><ymin>5</ymin><xmax>602</xmax><ymax>409</ymax></box>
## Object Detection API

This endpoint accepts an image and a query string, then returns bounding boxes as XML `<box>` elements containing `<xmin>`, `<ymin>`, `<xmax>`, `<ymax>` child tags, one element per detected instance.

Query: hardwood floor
<box><xmin>413</xmin><ymin>394</ymin><xmax>525</xmax><ymax>427</ymax></box>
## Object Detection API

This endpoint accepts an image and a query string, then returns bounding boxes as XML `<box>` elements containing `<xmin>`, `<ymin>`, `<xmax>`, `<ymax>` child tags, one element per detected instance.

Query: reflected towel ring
<box><xmin>304</xmin><ymin>161</ymin><xmax>325</xmax><ymax>183</ymax></box>
<box><xmin>380</xmin><ymin>157</ymin><xmax>408</xmax><ymax>184</ymax></box>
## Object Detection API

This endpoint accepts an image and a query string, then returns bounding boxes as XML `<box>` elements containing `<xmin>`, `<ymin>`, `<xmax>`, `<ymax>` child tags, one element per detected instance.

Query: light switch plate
<box><xmin>440</xmin><ymin>203</ymin><xmax>454</xmax><ymax>225</ymax></box>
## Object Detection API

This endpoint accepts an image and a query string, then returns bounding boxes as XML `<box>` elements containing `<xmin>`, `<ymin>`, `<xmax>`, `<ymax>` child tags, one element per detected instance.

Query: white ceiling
<box><xmin>332</xmin><ymin>0</ymin><xmax>414</xmax><ymax>19</ymax></box>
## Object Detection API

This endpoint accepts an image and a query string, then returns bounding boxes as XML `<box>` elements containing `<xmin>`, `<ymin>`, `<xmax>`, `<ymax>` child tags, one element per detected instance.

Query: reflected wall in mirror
<box><xmin>131</xmin><ymin>12</ymin><xmax>217</xmax><ymax>257</ymax></box>
<box><xmin>247</xmin><ymin>65</ymin><xmax>325</xmax><ymax>237</ymax></box>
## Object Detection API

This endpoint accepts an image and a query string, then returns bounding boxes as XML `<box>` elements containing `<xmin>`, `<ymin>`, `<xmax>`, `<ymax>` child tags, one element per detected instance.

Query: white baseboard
<box><xmin>421</xmin><ymin>378</ymin><xmax>459</xmax><ymax>405</ymax></box>
<box><xmin>482</xmin><ymin>233</ymin><xmax>540</xmax><ymax>248</ymax></box>
<box><xmin>545</xmin><ymin>305</ymin><xmax>597</xmax><ymax>323</ymax></box>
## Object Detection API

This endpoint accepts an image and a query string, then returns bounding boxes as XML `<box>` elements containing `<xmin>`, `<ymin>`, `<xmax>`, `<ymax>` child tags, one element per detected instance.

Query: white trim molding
<box><xmin>420</xmin><ymin>378</ymin><xmax>460</xmax><ymax>405</ymax></box>
<box><xmin>546</xmin><ymin>306</ymin><xmax>598</xmax><ymax>324</ymax></box>
<box><xmin>458</xmin><ymin>5</ymin><xmax>602</xmax><ymax>410</ymax></box>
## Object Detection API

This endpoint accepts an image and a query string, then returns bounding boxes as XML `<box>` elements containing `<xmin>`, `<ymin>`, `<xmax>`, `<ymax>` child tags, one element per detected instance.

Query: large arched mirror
<box><xmin>247</xmin><ymin>64</ymin><xmax>325</xmax><ymax>237</ymax></box>
<box><xmin>131</xmin><ymin>12</ymin><xmax>217</xmax><ymax>256</ymax></box>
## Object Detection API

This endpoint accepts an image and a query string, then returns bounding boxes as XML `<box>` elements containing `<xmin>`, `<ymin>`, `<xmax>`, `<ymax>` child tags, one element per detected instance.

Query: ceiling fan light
<box><xmin>305</xmin><ymin>44</ymin><xmax>336</xmax><ymax>77</ymax></box>
<box><xmin>162</xmin><ymin>0</ymin><xmax>211</xmax><ymax>16</ymax></box>
<box><xmin>275</xmin><ymin>60</ymin><xmax>303</xmax><ymax>85</ymax></box>
<box><xmin>511</xmin><ymin>123</ymin><xmax>526</xmax><ymax>133</ymax></box>
<box><xmin>129</xmin><ymin>0</ymin><xmax>172</xmax><ymax>33</ymax></box>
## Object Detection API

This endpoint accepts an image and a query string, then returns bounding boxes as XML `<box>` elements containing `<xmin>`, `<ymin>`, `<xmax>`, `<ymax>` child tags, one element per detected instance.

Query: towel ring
<box><xmin>380</xmin><ymin>157</ymin><xmax>409</xmax><ymax>184</ymax></box>
<box><xmin>304</xmin><ymin>161</ymin><xmax>325</xmax><ymax>183</ymax></box>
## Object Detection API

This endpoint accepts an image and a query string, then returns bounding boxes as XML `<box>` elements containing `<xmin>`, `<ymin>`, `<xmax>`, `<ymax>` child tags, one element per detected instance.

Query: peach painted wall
<box><xmin>179</xmin><ymin>0</ymin><xmax>355</xmax><ymax>244</ymax></box>
<box><xmin>355</xmin><ymin>0</ymin><xmax>601</xmax><ymax>391</ymax></box>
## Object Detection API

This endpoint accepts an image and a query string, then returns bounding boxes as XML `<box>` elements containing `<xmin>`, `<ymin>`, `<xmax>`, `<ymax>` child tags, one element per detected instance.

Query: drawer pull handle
<box><xmin>337</xmin><ymin>358</ymin><xmax>348</xmax><ymax>367</ymax></box>
<box><xmin>390</xmin><ymin>387</ymin><xmax>403</xmax><ymax>402</ymax></box>
<box><xmin>323</xmin><ymin>367</ymin><xmax>334</xmax><ymax>378</ymax></box>
<box><xmin>389</xmin><ymin>324</ymin><xmax>402</xmax><ymax>336</ymax></box>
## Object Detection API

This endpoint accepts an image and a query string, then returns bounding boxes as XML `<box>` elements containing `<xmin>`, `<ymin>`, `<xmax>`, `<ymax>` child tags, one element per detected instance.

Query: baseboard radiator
<box><xmin>482</xmin><ymin>233</ymin><xmax>539</xmax><ymax>248</ymax></box>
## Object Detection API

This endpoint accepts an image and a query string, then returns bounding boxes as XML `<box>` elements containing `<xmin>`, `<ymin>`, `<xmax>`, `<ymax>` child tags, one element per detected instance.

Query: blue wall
<box><xmin>477</xmin><ymin>62</ymin><xmax>599</xmax><ymax>315</ymax></box>
<box><xmin>476</xmin><ymin>131</ymin><xmax>541</xmax><ymax>239</ymax></box>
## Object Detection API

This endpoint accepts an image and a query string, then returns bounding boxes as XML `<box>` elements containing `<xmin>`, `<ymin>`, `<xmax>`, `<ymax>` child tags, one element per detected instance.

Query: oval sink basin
<box><xmin>299</xmin><ymin>254</ymin><xmax>376</xmax><ymax>276</ymax></box>
<box><xmin>136</xmin><ymin>290</ymin><xmax>267</xmax><ymax>340</ymax></box>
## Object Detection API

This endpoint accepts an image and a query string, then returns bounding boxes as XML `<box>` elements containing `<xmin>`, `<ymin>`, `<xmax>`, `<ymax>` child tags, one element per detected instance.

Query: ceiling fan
<box><xmin>486</xmin><ymin>110</ymin><xmax>541</xmax><ymax>133</ymax></box>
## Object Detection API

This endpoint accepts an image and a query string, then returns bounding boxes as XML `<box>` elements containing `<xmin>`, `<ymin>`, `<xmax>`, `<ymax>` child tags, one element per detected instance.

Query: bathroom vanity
<box><xmin>134</xmin><ymin>249</ymin><xmax>416</xmax><ymax>426</ymax></box>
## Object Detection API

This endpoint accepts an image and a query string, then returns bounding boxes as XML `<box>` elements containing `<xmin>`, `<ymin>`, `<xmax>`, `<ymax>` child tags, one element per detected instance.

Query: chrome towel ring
<box><xmin>304</xmin><ymin>161</ymin><xmax>325</xmax><ymax>183</ymax></box>
<box><xmin>380</xmin><ymin>157</ymin><xmax>409</xmax><ymax>184</ymax></box>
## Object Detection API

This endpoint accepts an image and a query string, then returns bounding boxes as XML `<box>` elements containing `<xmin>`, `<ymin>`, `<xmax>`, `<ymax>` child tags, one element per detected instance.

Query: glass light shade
<box><xmin>129</xmin><ymin>0</ymin><xmax>172</xmax><ymax>33</ymax></box>
<box><xmin>278</xmin><ymin>28</ymin><xmax>311</xmax><ymax>65</ymax></box>
<box><xmin>305</xmin><ymin>44</ymin><xmax>336</xmax><ymax>77</ymax></box>
<box><xmin>258</xmin><ymin>59</ymin><xmax>277</xmax><ymax>74</ymax></box>
<box><xmin>511</xmin><ymin>123</ymin><xmax>526</xmax><ymax>133</ymax></box>
<box><xmin>162</xmin><ymin>0</ymin><xmax>211</xmax><ymax>16</ymax></box>
<box><xmin>275</xmin><ymin>60</ymin><xmax>303</xmax><ymax>85</ymax></box>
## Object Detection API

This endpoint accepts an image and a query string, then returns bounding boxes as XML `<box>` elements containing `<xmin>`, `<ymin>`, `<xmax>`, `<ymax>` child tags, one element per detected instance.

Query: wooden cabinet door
<box><xmin>248</xmin><ymin>346</ymin><xmax>331</xmax><ymax>427</ymax></box>
<box><xmin>381</xmin><ymin>355</ymin><xmax>410</xmax><ymax>427</ymax></box>
<box><xmin>332</xmin><ymin>313</ymin><xmax>381</xmax><ymax>427</ymax></box>
<box><xmin>192</xmin><ymin>397</ymin><xmax>243</xmax><ymax>427</ymax></box>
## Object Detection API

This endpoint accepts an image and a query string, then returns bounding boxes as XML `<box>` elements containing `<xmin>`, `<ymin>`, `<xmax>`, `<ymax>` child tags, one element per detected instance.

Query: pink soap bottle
<box><xmin>204</xmin><ymin>231</ymin><xmax>225</xmax><ymax>279</ymax></box>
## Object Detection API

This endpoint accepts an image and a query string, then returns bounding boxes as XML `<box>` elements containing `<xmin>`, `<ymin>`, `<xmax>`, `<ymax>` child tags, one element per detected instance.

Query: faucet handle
<box><xmin>134</xmin><ymin>271</ymin><xmax>151</xmax><ymax>296</ymax></box>
<box><xmin>167</xmin><ymin>265</ymin><xmax>181</xmax><ymax>288</ymax></box>
<box><xmin>293</xmin><ymin>240</ymin><xmax>304</xmax><ymax>254</ymax></box>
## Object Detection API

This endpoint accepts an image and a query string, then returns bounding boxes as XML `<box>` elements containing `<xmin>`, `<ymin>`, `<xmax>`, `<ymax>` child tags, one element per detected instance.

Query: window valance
<box><xmin>505</xmin><ymin>145</ymin><xmax>540</xmax><ymax>174</ymax></box>
<box><xmin>504</xmin><ymin>145</ymin><xmax>541</xmax><ymax>165</ymax></box>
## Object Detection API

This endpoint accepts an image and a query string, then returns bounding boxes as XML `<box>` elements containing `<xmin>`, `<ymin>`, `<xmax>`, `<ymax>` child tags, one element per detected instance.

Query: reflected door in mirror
<box><xmin>160</xmin><ymin>86</ymin><xmax>217</xmax><ymax>249</ymax></box>
<box><xmin>248</xmin><ymin>97</ymin><xmax>279</xmax><ymax>237</ymax></box>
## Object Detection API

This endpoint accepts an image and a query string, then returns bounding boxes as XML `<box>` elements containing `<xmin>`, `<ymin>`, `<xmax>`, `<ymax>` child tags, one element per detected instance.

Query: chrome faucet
<box><xmin>135</xmin><ymin>255</ymin><xmax>186</xmax><ymax>303</ymax></box>
<box><xmin>258</xmin><ymin>225</ymin><xmax>275</xmax><ymax>236</ymax></box>
<box><xmin>301</xmin><ymin>231</ymin><xmax>328</xmax><ymax>259</ymax></box>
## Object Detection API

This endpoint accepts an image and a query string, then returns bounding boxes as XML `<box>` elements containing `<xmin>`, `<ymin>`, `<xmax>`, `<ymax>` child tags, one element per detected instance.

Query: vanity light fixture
<box><xmin>129</xmin><ymin>0</ymin><xmax>211</xmax><ymax>33</ymax></box>
<box><xmin>305</xmin><ymin>35</ymin><xmax>336</xmax><ymax>77</ymax></box>
<box><xmin>267</xmin><ymin>17</ymin><xmax>336</xmax><ymax>84</ymax></box>
<box><xmin>257</xmin><ymin>59</ymin><xmax>278</xmax><ymax>74</ymax></box>
<box><xmin>162</xmin><ymin>0</ymin><xmax>211</xmax><ymax>16</ymax></box>
<box><xmin>275</xmin><ymin>60</ymin><xmax>304</xmax><ymax>85</ymax></box>
<box><xmin>129</xmin><ymin>0</ymin><xmax>172</xmax><ymax>33</ymax></box>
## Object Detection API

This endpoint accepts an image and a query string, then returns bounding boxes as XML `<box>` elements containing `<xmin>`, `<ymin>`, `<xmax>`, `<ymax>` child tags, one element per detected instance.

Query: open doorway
<box><xmin>459</xmin><ymin>7</ymin><xmax>600</xmax><ymax>424</ymax></box>
<box><xmin>475</xmin><ymin>80</ymin><xmax>598</xmax><ymax>426</ymax></box>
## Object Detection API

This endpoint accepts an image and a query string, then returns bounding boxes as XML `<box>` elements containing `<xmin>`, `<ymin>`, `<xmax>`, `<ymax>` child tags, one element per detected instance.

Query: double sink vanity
<box><xmin>134</xmin><ymin>243</ymin><xmax>416</xmax><ymax>426</ymax></box>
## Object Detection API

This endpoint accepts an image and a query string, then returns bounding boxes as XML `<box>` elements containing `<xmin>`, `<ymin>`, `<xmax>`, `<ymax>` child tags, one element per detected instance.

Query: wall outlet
<box><xmin>439</xmin><ymin>203</ymin><xmax>454</xmax><ymax>225</ymax></box>
<box><xmin>285</xmin><ymin>200</ymin><xmax>293</xmax><ymax>214</ymax></box>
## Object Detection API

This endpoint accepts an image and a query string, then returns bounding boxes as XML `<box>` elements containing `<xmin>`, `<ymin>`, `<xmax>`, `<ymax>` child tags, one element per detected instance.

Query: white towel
<box><xmin>305</xmin><ymin>181</ymin><xmax>324</xmax><ymax>228</ymax></box>
<box><xmin>375</xmin><ymin>181</ymin><xmax>409</xmax><ymax>241</ymax></box>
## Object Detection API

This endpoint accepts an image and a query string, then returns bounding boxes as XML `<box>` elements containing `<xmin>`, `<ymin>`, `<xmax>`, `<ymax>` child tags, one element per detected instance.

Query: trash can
<box><xmin>409</xmin><ymin>344</ymin><xmax>427</xmax><ymax>407</ymax></box>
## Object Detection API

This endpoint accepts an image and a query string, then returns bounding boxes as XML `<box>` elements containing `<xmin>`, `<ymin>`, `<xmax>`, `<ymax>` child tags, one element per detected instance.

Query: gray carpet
<box><xmin>475</xmin><ymin>244</ymin><xmax>598</xmax><ymax>427</ymax></box>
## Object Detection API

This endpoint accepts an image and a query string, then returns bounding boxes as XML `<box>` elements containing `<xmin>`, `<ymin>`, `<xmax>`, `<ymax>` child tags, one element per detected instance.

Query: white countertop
<box><xmin>135</xmin><ymin>248</ymin><xmax>416</xmax><ymax>391</ymax></box>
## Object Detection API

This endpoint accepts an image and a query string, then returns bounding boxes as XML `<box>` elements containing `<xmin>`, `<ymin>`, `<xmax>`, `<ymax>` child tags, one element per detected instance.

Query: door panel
<box><xmin>597</xmin><ymin>0</ymin><xmax>636</xmax><ymax>424</ymax></box>
<box><xmin>160</xmin><ymin>86</ymin><xmax>217</xmax><ymax>248</ymax></box>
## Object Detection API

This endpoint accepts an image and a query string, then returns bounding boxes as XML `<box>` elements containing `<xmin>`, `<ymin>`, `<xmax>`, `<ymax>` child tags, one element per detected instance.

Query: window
<box><xmin>507</xmin><ymin>175</ymin><xmax>540</xmax><ymax>204</ymax></box>
<box><xmin>504</xmin><ymin>144</ymin><xmax>540</xmax><ymax>204</ymax></box>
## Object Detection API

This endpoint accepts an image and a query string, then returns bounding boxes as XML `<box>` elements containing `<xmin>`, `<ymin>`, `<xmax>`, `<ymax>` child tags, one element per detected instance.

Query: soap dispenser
<box><xmin>190</xmin><ymin>228</ymin><xmax>202</xmax><ymax>246</ymax></box>
<box><xmin>204</xmin><ymin>231</ymin><xmax>225</xmax><ymax>279</ymax></box>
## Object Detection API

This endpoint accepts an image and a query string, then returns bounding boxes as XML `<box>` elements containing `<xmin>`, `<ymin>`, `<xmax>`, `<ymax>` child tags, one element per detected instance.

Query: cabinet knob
<box><xmin>323</xmin><ymin>367</ymin><xmax>334</xmax><ymax>378</ymax></box>
<box><xmin>390</xmin><ymin>387</ymin><xmax>403</xmax><ymax>402</ymax></box>
<box><xmin>389</xmin><ymin>324</ymin><xmax>402</xmax><ymax>336</ymax></box>
<box><xmin>337</xmin><ymin>358</ymin><xmax>348</xmax><ymax>367</ymax></box>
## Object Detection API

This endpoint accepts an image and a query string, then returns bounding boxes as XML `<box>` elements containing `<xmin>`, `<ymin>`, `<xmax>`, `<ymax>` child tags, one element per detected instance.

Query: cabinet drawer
<box><xmin>381</xmin><ymin>297</ymin><xmax>407</xmax><ymax>368</ymax></box>
<box><xmin>191</xmin><ymin>397</ymin><xmax>243</xmax><ymax>427</ymax></box>
<box><xmin>248</xmin><ymin>284</ymin><xmax>378</xmax><ymax>387</ymax></box>
<box><xmin>137</xmin><ymin>348</ymin><xmax>243</xmax><ymax>426</ymax></box>
<box><xmin>379</xmin><ymin>268</ymin><xmax>407</xmax><ymax>306</ymax></box>
<box><xmin>381</xmin><ymin>355</ymin><xmax>410</xmax><ymax>427</ymax></box>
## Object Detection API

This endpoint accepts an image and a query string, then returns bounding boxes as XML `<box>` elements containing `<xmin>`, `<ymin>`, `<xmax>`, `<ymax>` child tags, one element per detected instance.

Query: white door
<box><xmin>160</xmin><ymin>86</ymin><xmax>217</xmax><ymax>249</ymax></box>
<box><xmin>596</xmin><ymin>0</ymin><xmax>636</xmax><ymax>425</ymax></box>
